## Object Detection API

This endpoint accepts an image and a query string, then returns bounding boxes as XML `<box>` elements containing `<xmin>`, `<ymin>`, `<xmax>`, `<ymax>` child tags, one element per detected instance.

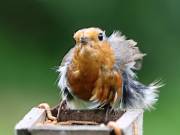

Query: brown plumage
<box><xmin>38</xmin><ymin>27</ymin><xmax>161</xmax><ymax>128</ymax></box>
<box><xmin>67</xmin><ymin>28</ymin><xmax>122</xmax><ymax>103</ymax></box>
<box><xmin>58</xmin><ymin>27</ymin><xmax>161</xmax><ymax>110</ymax></box>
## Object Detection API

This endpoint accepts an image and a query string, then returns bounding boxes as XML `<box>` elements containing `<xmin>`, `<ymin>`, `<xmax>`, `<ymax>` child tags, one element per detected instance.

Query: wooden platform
<box><xmin>15</xmin><ymin>107</ymin><xmax>143</xmax><ymax>135</ymax></box>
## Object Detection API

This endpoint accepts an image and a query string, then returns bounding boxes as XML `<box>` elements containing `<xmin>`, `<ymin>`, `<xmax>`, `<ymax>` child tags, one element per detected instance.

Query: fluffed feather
<box><xmin>57</xmin><ymin>28</ymin><xmax>162</xmax><ymax>110</ymax></box>
<box><xmin>109</xmin><ymin>31</ymin><xmax>162</xmax><ymax>110</ymax></box>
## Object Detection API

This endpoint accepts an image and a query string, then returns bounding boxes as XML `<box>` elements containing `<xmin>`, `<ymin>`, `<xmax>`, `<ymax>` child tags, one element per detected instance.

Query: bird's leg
<box><xmin>103</xmin><ymin>104</ymin><xmax>113</xmax><ymax>124</ymax></box>
<box><xmin>107</xmin><ymin>121</ymin><xmax>122</xmax><ymax>135</ymax></box>
<box><xmin>57</xmin><ymin>100</ymin><xmax>69</xmax><ymax>121</ymax></box>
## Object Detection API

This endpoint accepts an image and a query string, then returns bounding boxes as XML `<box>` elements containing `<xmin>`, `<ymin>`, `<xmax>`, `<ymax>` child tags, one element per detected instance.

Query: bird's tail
<box><xmin>121</xmin><ymin>71</ymin><xmax>163</xmax><ymax>110</ymax></box>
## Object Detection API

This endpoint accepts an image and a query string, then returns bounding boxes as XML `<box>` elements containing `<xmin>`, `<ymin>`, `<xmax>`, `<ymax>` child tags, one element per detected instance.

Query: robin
<box><xmin>39</xmin><ymin>27</ymin><xmax>162</xmax><ymax>135</ymax></box>
<box><xmin>58</xmin><ymin>27</ymin><xmax>162</xmax><ymax>110</ymax></box>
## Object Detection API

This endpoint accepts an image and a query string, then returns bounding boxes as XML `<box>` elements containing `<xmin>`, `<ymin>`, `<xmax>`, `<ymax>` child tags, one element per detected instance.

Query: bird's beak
<box><xmin>80</xmin><ymin>37</ymin><xmax>88</xmax><ymax>45</ymax></box>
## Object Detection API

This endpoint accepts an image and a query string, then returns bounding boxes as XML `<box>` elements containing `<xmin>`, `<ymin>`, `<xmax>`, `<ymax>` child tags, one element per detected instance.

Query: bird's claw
<box><xmin>107</xmin><ymin>121</ymin><xmax>122</xmax><ymax>135</ymax></box>
<box><xmin>57</xmin><ymin>100</ymin><xmax>69</xmax><ymax>121</ymax></box>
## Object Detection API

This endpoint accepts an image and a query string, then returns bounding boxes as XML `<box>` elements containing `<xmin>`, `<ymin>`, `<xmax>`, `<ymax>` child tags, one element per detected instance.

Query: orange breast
<box><xmin>67</xmin><ymin>41</ymin><xmax>121</xmax><ymax>102</ymax></box>
<box><xmin>67</xmin><ymin>65</ymin><xmax>99</xmax><ymax>100</ymax></box>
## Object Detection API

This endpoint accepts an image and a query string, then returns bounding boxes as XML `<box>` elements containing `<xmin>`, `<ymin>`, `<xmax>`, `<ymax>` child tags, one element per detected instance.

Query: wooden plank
<box><xmin>15</xmin><ymin>107</ymin><xmax>143</xmax><ymax>135</ymax></box>
<box><xmin>15</xmin><ymin>108</ymin><xmax>113</xmax><ymax>135</ymax></box>
<box><xmin>50</xmin><ymin>104</ymin><xmax>124</xmax><ymax>123</ymax></box>
<box><xmin>30</xmin><ymin>125</ymin><xmax>112</xmax><ymax>135</ymax></box>
<box><xmin>57</xmin><ymin>109</ymin><xmax>124</xmax><ymax>123</ymax></box>
<box><xmin>115</xmin><ymin>109</ymin><xmax>143</xmax><ymax>135</ymax></box>
<box><xmin>15</xmin><ymin>108</ymin><xmax>46</xmax><ymax>135</ymax></box>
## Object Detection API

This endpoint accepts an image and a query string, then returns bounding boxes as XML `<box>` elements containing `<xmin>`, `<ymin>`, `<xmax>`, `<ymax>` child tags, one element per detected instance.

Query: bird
<box><xmin>57</xmin><ymin>27</ymin><xmax>162</xmax><ymax>111</ymax></box>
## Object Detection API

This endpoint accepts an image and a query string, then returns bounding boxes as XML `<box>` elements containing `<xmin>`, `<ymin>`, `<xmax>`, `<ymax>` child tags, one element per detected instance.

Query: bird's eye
<box><xmin>98</xmin><ymin>33</ymin><xmax>103</xmax><ymax>41</ymax></box>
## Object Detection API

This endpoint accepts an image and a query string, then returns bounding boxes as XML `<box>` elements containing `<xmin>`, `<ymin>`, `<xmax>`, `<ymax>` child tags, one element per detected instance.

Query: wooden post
<box><xmin>15</xmin><ymin>107</ymin><xmax>143</xmax><ymax>135</ymax></box>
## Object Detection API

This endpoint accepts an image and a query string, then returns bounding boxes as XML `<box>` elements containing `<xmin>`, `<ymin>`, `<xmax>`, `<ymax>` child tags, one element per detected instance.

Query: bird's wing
<box><xmin>57</xmin><ymin>47</ymin><xmax>75</xmax><ymax>97</ymax></box>
<box><xmin>108</xmin><ymin>32</ymin><xmax>161</xmax><ymax>110</ymax></box>
<box><xmin>108</xmin><ymin>32</ymin><xmax>145</xmax><ymax>77</ymax></box>
<box><xmin>60</xmin><ymin>47</ymin><xmax>75</xmax><ymax>66</ymax></box>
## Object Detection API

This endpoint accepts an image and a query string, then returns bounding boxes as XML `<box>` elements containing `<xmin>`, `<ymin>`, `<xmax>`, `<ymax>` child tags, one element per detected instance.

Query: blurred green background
<box><xmin>0</xmin><ymin>0</ymin><xmax>179</xmax><ymax>135</ymax></box>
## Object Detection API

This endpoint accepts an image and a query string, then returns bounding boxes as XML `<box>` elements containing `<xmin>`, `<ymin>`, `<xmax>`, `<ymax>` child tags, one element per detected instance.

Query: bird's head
<box><xmin>73</xmin><ymin>27</ymin><xmax>106</xmax><ymax>48</ymax></box>
<box><xmin>71</xmin><ymin>27</ymin><xmax>115</xmax><ymax>70</ymax></box>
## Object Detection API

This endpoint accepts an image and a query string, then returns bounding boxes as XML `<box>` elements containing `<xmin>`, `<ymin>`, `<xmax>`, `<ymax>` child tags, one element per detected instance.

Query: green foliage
<box><xmin>0</xmin><ymin>0</ymin><xmax>179</xmax><ymax>135</ymax></box>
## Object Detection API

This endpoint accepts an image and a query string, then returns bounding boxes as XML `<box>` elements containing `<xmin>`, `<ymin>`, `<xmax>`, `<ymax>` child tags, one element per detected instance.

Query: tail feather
<box><xmin>122</xmin><ymin>71</ymin><xmax>163</xmax><ymax>110</ymax></box>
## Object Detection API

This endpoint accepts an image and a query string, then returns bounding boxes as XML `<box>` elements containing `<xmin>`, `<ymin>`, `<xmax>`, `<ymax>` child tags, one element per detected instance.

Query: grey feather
<box><xmin>60</xmin><ymin>48</ymin><xmax>75</xmax><ymax>67</ymax></box>
<box><xmin>57</xmin><ymin>29</ymin><xmax>162</xmax><ymax>110</ymax></box>
<box><xmin>122</xmin><ymin>71</ymin><xmax>162</xmax><ymax>110</ymax></box>
<box><xmin>108</xmin><ymin>31</ymin><xmax>162</xmax><ymax>110</ymax></box>
<box><xmin>108</xmin><ymin>31</ymin><xmax>146</xmax><ymax>77</ymax></box>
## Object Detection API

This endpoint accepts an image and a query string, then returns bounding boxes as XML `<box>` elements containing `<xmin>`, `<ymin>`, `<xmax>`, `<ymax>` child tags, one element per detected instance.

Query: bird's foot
<box><xmin>38</xmin><ymin>103</ymin><xmax>57</xmax><ymax>123</ymax></box>
<box><xmin>105</xmin><ymin>105</ymin><xmax>122</xmax><ymax>135</ymax></box>
<box><xmin>103</xmin><ymin>104</ymin><xmax>114</xmax><ymax>123</ymax></box>
<box><xmin>57</xmin><ymin>100</ymin><xmax>69</xmax><ymax>121</ymax></box>
<box><xmin>107</xmin><ymin>121</ymin><xmax>122</xmax><ymax>135</ymax></box>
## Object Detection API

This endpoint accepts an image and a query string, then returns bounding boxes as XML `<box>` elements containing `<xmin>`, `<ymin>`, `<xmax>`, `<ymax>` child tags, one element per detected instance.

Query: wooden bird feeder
<box><xmin>15</xmin><ymin>107</ymin><xmax>143</xmax><ymax>135</ymax></box>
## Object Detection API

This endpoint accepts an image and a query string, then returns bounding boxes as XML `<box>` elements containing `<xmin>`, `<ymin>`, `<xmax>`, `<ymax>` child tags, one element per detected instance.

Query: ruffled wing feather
<box><xmin>108</xmin><ymin>31</ymin><xmax>162</xmax><ymax>110</ymax></box>
<box><xmin>108</xmin><ymin>32</ymin><xmax>145</xmax><ymax>76</ymax></box>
